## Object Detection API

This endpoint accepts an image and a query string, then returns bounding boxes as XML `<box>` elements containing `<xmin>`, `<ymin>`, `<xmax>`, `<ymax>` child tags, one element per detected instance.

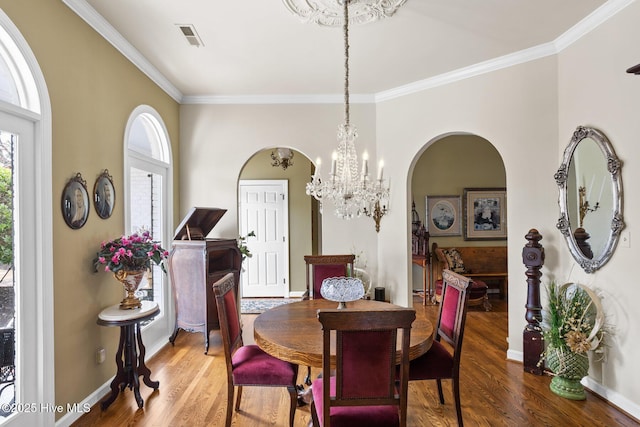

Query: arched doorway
<box><xmin>237</xmin><ymin>148</ymin><xmax>314</xmax><ymax>298</ymax></box>
<box><xmin>410</xmin><ymin>134</ymin><xmax>507</xmax><ymax>306</ymax></box>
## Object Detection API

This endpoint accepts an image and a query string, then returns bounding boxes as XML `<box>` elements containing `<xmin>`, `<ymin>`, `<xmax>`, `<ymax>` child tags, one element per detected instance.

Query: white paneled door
<box><xmin>239</xmin><ymin>180</ymin><xmax>289</xmax><ymax>297</ymax></box>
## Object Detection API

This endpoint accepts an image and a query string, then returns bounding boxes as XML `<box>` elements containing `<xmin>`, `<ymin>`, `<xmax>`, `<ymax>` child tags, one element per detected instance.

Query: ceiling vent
<box><xmin>177</xmin><ymin>24</ymin><xmax>204</xmax><ymax>47</ymax></box>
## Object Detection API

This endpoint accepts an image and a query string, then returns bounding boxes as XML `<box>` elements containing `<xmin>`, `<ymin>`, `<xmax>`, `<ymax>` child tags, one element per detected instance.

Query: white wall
<box><xmin>556</xmin><ymin>0</ymin><xmax>640</xmax><ymax>414</ymax></box>
<box><xmin>376</xmin><ymin>56</ymin><xmax>560</xmax><ymax>308</ymax></box>
<box><xmin>179</xmin><ymin>102</ymin><xmax>380</xmax><ymax>280</ymax></box>
<box><xmin>179</xmin><ymin>3</ymin><xmax>640</xmax><ymax>417</ymax></box>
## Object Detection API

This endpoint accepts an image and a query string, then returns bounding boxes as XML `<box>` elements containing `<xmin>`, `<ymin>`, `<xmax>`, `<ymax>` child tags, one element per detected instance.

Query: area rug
<box><xmin>240</xmin><ymin>298</ymin><xmax>300</xmax><ymax>314</ymax></box>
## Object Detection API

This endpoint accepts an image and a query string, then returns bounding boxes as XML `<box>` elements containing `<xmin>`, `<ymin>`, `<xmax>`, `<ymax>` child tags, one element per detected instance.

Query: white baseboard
<box><xmin>288</xmin><ymin>291</ymin><xmax>306</xmax><ymax>298</ymax></box>
<box><xmin>582</xmin><ymin>377</ymin><xmax>640</xmax><ymax>421</ymax></box>
<box><xmin>508</xmin><ymin>349</ymin><xmax>639</xmax><ymax>421</ymax></box>
<box><xmin>507</xmin><ymin>349</ymin><xmax>523</xmax><ymax>362</ymax></box>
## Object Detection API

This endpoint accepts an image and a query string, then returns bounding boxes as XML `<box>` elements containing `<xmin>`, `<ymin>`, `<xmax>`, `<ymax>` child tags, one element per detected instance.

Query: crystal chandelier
<box><xmin>305</xmin><ymin>0</ymin><xmax>390</xmax><ymax>232</ymax></box>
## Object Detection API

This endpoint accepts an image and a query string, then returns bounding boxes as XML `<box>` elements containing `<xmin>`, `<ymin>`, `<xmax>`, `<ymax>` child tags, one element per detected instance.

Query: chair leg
<box><xmin>452</xmin><ymin>376</ymin><xmax>463</xmax><ymax>427</ymax></box>
<box><xmin>483</xmin><ymin>294</ymin><xmax>492</xmax><ymax>311</ymax></box>
<box><xmin>286</xmin><ymin>385</ymin><xmax>297</xmax><ymax>427</ymax></box>
<box><xmin>436</xmin><ymin>379</ymin><xmax>445</xmax><ymax>404</ymax></box>
<box><xmin>310</xmin><ymin>400</ymin><xmax>320</xmax><ymax>427</ymax></box>
<box><xmin>235</xmin><ymin>385</ymin><xmax>243</xmax><ymax>411</ymax></box>
<box><xmin>225</xmin><ymin>382</ymin><xmax>235</xmax><ymax>427</ymax></box>
<box><xmin>304</xmin><ymin>366</ymin><xmax>312</xmax><ymax>385</ymax></box>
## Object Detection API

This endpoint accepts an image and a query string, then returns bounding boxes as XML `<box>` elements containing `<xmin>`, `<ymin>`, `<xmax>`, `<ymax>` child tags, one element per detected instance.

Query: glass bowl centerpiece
<box><xmin>320</xmin><ymin>276</ymin><xmax>365</xmax><ymax>309</ymax></box>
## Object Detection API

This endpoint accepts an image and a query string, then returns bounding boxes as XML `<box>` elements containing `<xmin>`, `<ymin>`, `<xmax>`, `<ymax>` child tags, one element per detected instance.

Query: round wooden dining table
<box><xmin>253</xmin><ymin>299</ymin><xmax>434</xmax><ymax>368</ymax></box>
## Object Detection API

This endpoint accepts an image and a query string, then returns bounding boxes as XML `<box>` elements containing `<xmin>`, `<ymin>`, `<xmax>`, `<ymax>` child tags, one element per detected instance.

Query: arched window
<box><xmin>0</xmin><ymin>11</ymin><xmax>53</xmax><ymax>426</ymax></box>
<box><xmin>0</xmin><ymin>21</ymin><xmax>38</xmax><ymax>112</ymax></box>
<box><xmin>124</xmin><ymin>106</ymin><xmax>173</xmax><ymax>338</ymax></box>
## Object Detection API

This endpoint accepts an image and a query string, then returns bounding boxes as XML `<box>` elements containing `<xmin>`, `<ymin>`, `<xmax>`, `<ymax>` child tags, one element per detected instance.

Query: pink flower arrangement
<box><xmin>93</xmin><ymin>230</ymin><xmax>169</xmax><ymax>274</ymax></box>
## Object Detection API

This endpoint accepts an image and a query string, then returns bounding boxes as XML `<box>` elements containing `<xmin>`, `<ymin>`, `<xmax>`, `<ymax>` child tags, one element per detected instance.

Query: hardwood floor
<box><xmin>73</xmin><ymin>297</ymin><xmax>638</xmax><ymax>427</ymax></box>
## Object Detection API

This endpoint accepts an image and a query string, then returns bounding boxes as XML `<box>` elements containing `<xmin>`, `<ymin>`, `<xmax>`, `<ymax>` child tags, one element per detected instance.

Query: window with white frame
<box><xmin>0</xmin><ymin>11</ymin><xmax>53</xmax><ymax>426</ymax></box>
<box><xmin>124</xmin><ymin>106</ymin><xmax>172</xmax><ymax>313</ymax></box>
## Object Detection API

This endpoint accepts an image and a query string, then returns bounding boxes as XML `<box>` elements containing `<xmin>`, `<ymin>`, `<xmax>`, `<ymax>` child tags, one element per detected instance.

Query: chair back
<box><xmin>304</xmin><ymin>254</ymin><xmax>355</xmax><ymax>299</ymax></box>
<box><xmin>213</xmin><ymin>273</ymin><xmax>243</xmax><ymax>371</ymax></box>
<box><xmin>435</xmin><ymin>269</ymin><xmax>471</xmax><ymax>354</ymax></box>
<box><xmin>317</xmin><ymin>308</ymin><xmax>415</xmax><ymax>427</ymax></box>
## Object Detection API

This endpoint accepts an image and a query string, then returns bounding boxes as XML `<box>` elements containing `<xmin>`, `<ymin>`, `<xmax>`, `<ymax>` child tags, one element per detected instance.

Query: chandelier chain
<box><xmin>343</xmin><ymin>0</ymin><xmax>350</xmax><ymax>126</ymax></box>
<box><xmin>304</xmin><ymin>0</ymin><xmax>391</xmax><ymax>230</ymax></box>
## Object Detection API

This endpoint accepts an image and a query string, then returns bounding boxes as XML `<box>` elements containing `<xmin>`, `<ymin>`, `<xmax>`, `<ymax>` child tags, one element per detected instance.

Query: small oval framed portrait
<box><xmin>93</xmin><ymin>170</ymin><xmax>115</xmax><ymax>219</ymax></box>
<box><xmin>61</xmin><ymin>173</ymin><xmax>89</xmax><ymax>229</ymax></box>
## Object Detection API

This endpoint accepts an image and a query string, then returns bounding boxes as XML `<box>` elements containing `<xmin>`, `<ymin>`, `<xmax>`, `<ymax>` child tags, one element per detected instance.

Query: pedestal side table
<box><xmin>97</xmin><ymin>300</ymin><xmax>160</xmax><ymax>410</ymax></box>
<box><xmin>412</xmin><ymin>254</ymin><xmax>434</xmax><ymax>305</ymax></box>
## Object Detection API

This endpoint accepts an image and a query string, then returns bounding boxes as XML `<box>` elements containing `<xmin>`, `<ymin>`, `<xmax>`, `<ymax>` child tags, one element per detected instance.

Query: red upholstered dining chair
<box><xmin>212</xmin><ymin>273</ymin><xmax>299</xmax><ymax>427</ymax></box>
<box><xmin>304</xmin><ymin>254</ymin><xmax>355</xmax><ymax>299</ymax></box>
<box><xmin>310</xmin><ymin>308</ymin><xmax>416</xmax><ymax>427</ymax></box>
<box><xmin>407</xmin><ymin>269</ymin><xmax>471</xmax><ymax>427</ymax></box>
<box><xmin>302</xmin><ymin>254</ymin><xmax>355</xmax><ymax>385</ymax></box>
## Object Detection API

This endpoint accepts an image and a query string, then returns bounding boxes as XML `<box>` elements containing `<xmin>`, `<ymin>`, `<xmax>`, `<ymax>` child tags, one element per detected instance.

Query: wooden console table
<box><xmin>97</xmin><ymin>300</ymin><xmax>160</xmax><ymax>410</ymax></box>
<box><xmin>412</xmin><ymin>253</ymin><xmax>434</xmax><ymax>305</ymax></box>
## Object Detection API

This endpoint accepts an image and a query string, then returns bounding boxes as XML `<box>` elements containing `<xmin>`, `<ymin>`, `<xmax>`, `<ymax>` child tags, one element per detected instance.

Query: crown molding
<box><xmin>181</xmin><ymin>93</ymin><xmax>374</xmax><ymax>105</ymax></box>
<box><xmin>376</xmin><ymin>0</ymin><xmax>637</xmax><ymax>103</ymax></box>
<box><xmin>375</xmin><ymin>42</ymin><xmax>557</xmax><ymax>103</ymax></box>
<box><xmin>554</xmin><ymin>0</ymin><xmax>636</xmax><ymax>52</ymax></box>
<box><xmin>66</xmin><ymin>0</ymin><xmax>634</xmax><ymax>106</ymax></box>
<box><xmin>62</xmin><ymin>0</ymin><xmax>183</xmax><ymax>103</ymax></box>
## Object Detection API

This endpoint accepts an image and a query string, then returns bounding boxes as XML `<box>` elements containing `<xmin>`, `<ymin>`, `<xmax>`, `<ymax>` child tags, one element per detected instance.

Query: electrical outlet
<box><xmin>621</xmin><ymin>231</ymin><xmax>630</xmax><ymax>248</ymax></box>
<box><xmin>96</xmin><ymin>347</ymin><xmax>106</xmax><ymax>364</ymax></box>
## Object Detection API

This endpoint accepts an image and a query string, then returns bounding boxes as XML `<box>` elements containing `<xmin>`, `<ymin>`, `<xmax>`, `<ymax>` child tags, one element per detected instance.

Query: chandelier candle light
<box><xmin>305</xmin><ymin>0</ymin><xmax>391</xmax><ymax>232</ymax></box>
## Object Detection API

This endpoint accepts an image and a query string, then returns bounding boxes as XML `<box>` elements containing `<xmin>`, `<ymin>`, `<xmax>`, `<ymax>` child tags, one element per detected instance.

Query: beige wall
<box><xmin>0</xmin><ymin>0</ymin><xmax>181</xmax><ymax>418</ymax></box>
<box><xmin>239</xmin><ymin>149</ymin><xmax>313</xmax><ymax>294</ymax></box>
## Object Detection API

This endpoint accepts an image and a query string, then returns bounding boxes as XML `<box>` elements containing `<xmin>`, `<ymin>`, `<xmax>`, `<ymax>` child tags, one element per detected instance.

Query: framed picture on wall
<box><xmin>426</xmin><ymin>195</ymin><xmax>461</xmax><ymax>236</ymax></box>
<box><xmin>94</xmin><ymin>169</ymin><xmax>115</xmax><ymax>219</ymax></box>
<box><xmin>463</xmin><ymin>188</ymin><xmax>507</xmax><ymax>240</ymax></box>
<box><xmin>61</xmin><ymin>172</ymin><xmax>89</xmax><ymax>229</ymax></box>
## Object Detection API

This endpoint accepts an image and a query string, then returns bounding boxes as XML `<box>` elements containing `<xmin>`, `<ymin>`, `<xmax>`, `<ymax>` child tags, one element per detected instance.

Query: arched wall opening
<box><xmin>408</xmin><ymin>133</ymin><xmax>507</xmax><ymax>306</ymax></box>
<box><xmin>237</xmin><ymin>147</ymin><xmax>315</xmax><ymax>298</ymax></box>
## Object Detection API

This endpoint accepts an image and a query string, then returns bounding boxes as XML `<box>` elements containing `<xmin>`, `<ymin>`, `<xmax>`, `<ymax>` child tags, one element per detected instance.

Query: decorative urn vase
<box><xmin>545</xmin><ymin>345</ymin><xmax>589</xmax><ymax>400</ymax></box>
<box><xmin>114</xmin><ymin>269</ymin><xmax>145</xmax><ymax>309</ymax></box>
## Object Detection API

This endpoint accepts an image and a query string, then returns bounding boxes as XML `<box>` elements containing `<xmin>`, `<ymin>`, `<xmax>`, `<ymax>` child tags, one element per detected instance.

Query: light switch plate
<box><xmin>621</xmin><ymin>231</ymin><xmax>630</xmax><ymax>248</ymax></box>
